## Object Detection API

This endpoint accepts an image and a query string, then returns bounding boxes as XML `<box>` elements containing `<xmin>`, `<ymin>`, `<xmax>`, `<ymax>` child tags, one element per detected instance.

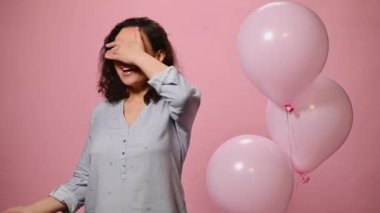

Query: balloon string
<box><xmin>285</xmin><ymin>105</ymin><xmax>296</xmax><ymax>172</ymax></box>
<box><xmin>285</xmin><ymin>106</ymin><xmax>297</xmax><ymax>213</ymax></box>
<box><xmin>284</xmin><ymin>104</ymin><xmax>299</xmax><ymax>213</ymax></box>
<box><xmin>286</xmin><ymin>174</ymin><xmax>300</xmax><ymax>213</ymax></box>
<box><xmin>285</xmin><ymin>104</ymin><xmax>311</xmax><ymax>184</ymax></box>
<box><xmin>285</xmin><ymin>104</ymin><xmax>311</xmax><ymax>212</ymax></box>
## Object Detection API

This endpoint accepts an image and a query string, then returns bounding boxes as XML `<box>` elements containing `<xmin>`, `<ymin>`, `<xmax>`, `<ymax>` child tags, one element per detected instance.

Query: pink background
<box><xmin>1</xmin><ymin>0</ymin><xmax>379</xmax><ymax>212</ymax></box>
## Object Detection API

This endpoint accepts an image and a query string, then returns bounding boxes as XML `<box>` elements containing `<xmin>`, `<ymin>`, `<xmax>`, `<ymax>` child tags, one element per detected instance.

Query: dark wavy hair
<box><xmin>98</xmin><ymin>17</ymin><xmax>177</xmax><ymax>104</ymax></box>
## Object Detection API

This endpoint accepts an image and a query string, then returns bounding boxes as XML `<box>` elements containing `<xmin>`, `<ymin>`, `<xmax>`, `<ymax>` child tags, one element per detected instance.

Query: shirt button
<box><xmin>122</xmin><ymin>152</ymin><xmax>125</xmax><ymax>155</ymax></box>
<box><xmin>123</xmin><ymin>139</ymin><xmax>126</xmax><ymax>143</ymax></box>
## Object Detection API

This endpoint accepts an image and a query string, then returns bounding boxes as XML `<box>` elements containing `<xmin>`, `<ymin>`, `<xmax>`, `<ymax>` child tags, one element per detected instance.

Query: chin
<box><xmin>121</xmin><ymin>79</ymin><xmax>146</xmax><ymax>88</ymax></box>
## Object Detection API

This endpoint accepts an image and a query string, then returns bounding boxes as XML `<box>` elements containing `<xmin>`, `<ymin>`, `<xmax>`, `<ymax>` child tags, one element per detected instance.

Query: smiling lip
<box><xmin>120</xmin><ymin>65</ymin><xmax>140</xmax><ymax>76</ymax></box>
<box><xmin>121</xmin><ymin>67</ymin><xmax>132</xmax><ymax>72</ymax></box>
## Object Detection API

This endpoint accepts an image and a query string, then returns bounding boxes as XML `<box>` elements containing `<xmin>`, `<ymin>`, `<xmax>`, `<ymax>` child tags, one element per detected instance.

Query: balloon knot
<box><xmin>300</xmin><ymin>173</ymin><xmax>310</xmax><ymax>184</ymax></box>
<box><xmin>284</xmin><ymin>104</ymin><xmax>294</xmax><ymax>112</ymax></box>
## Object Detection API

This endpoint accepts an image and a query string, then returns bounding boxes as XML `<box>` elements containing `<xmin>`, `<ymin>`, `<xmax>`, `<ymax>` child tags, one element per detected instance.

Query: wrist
<box><xmin>132</xmin><ymin>51</ymin><xmax>151</xmax><ymax>67</ymax></box>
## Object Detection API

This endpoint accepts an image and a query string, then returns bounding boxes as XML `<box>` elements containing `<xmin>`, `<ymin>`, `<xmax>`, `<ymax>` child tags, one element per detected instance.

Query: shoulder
<box><xmin>90</xmin><ymin>100</ymin><xmax>122</xmax><ymax>125</ymax></box>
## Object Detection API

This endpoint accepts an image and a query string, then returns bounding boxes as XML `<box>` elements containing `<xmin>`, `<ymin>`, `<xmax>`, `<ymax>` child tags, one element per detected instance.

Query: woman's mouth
<box><xmin>121</xmin><ymin>66</ymin><xmax>132</xmax><ymax>74</ymax></box>
<box><xmin>120</xmin><ymin>65</ymin><xmax>140</xmax><ymax>75</ymax></box>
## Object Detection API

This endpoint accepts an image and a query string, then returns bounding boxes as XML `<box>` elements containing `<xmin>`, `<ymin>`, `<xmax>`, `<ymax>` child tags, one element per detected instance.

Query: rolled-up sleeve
<box><xmin>49</xmin><ymin>113</ymin><xmax>94</xmax><ymax>213</ymax></box>
<box><xmin>148</xmin><ymin>66</ymin><xmax>201</xmax><ymax>130</ymax></box>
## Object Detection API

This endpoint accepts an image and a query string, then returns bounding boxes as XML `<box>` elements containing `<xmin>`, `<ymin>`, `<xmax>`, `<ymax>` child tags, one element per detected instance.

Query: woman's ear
<box><xmin>155</xmin><ymin>50</ymin><xmax>166</xmax><ymax>62</ymax></box>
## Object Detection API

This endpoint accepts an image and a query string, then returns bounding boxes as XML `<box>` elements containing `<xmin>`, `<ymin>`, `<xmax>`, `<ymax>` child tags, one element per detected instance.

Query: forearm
<box><xmin>27</xmin><ymin>197</ymin><xmax>66</xmax><ymax>213</ymax></box>
<box><xmin>134</xmin><ymin>52</ymin><xmax>168</xmax><ymax>79</ymax></box>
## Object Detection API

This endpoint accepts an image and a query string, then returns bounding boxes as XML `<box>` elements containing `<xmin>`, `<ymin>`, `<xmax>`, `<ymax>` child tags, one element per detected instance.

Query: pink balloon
<box><xmin>207</xmin><ymin>135</ymin><xmax>294</xmax><ymax>213</ymax></box>
<box><xmin>237</xmin><ymin>1</ymin><xmax>329</xmax><ymax>106</ymax></box>
<box><xmin>266</xmin><ymin>77</ymin><xmax>353</xmax><ymax>173</ymax></box>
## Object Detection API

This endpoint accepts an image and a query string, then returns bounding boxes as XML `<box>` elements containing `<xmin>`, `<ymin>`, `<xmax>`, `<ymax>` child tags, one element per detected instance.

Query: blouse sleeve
<box><xmin>148</xmin><ymin>66</ymin><xmax>201</xmax><ymax>130</ymax></box>
<box><xmin>49</xmin><ymin>112</ymin><xmax>95</xmax><ymax>213</ymax></box>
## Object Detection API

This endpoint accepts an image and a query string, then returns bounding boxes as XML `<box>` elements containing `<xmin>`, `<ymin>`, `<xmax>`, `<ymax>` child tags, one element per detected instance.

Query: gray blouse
<box><xmin>50</xmin><ymin>66</ymin><xmax>201</xmax><ymax>213</ymax></box>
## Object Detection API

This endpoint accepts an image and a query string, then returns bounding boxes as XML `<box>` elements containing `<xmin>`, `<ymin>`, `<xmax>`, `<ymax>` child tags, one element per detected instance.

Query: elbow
<box><xmin>174</xmin><ymin>87</ymin><xmax>201</xmax><ymax>108</ymax></box>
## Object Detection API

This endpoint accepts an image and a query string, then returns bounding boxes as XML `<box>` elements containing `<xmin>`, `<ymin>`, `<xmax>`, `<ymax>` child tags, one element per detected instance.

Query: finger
<box><xmin>104</xmin><ymin>50</ymin><xmax>117</xmax><ymax>60</ymax></box>
<box><xmin>134</xmin><ymin>27</ymin><xmax>144</xmax><ymax>45</ymax></box>
<box><xmin>105</xmin><ymin>46</ymin><xmax>118</xmax><ymax>54</ymax></box>
<box><xmin>135</xmin><ymin>27</ymin><xmax>148</xmax><ymax>51</ymax></box>
<box><xmin>105</xmin><ymin>41</ymin><xmax>118</xmax><ymax>48</ymax></box>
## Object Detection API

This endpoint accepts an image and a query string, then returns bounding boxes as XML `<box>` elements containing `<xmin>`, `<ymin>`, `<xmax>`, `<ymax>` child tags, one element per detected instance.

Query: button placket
<box><xmin>121</xmin><ymin>136</ymin><xmax>128</xmax><ymax>181</ymax></box>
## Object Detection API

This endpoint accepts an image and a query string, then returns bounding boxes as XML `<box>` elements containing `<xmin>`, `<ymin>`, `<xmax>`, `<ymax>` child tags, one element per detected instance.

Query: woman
<box><xmin>4</xmin><ymin>17</ymin><xmax>200</xmax><ymax>213</ymax></box>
